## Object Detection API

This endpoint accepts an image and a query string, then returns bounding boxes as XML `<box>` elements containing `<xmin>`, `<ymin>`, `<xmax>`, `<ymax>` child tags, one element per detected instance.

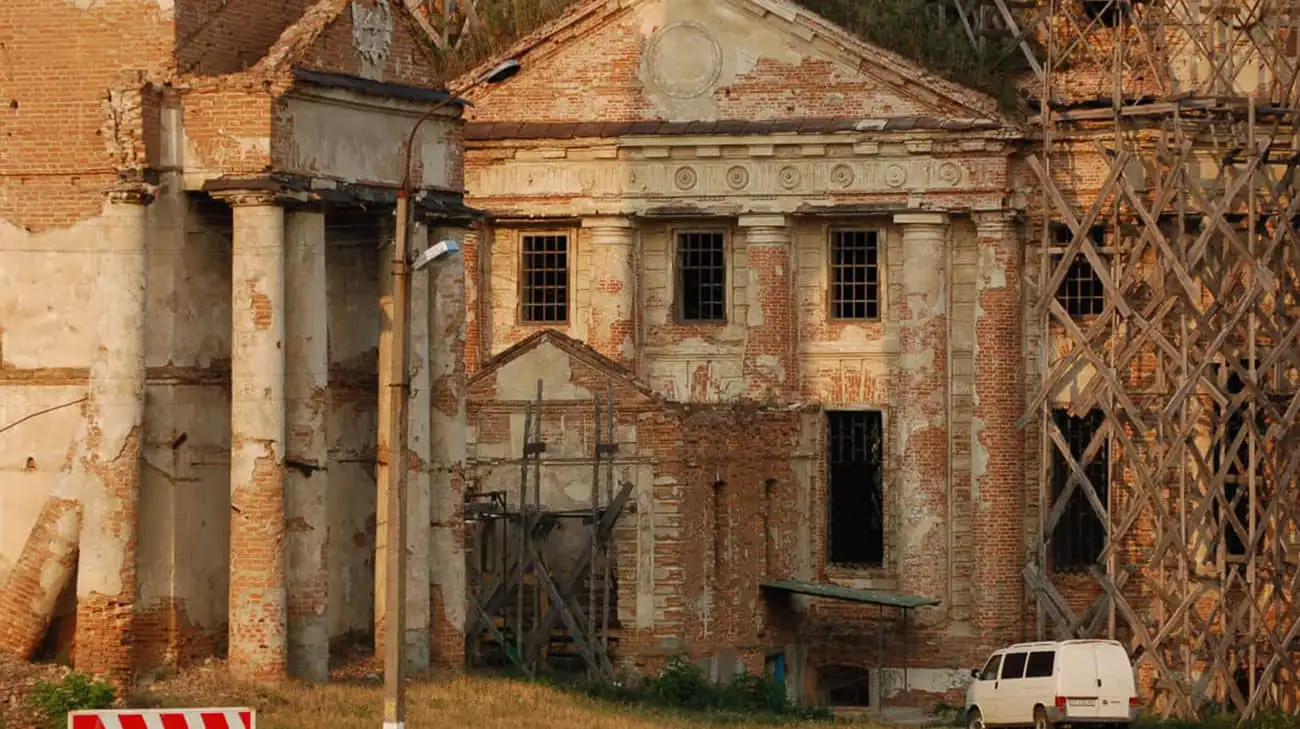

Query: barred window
<box><xmin>676</xmin><ymin>231</ymin><xmax>727</xmax><ymax>322</ymax></box>
<box><xmin>1052</xmin><ymin>225</ymin><xmax>1107</xmax><ymax>318</ymax></box>
<box><xmin>829</xmin><ymin>230</ymin><xmax>881</xmax><ymax>320</ymax></box>
<box><xmin>520</xmin><ymin>234</ymin><xmax>569</xmax><ymax>323</ymax></box>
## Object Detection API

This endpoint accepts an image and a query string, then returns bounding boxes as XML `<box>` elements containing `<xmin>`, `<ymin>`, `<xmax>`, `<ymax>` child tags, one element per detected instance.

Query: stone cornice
<box><xmin>468</xmin><ymin>132</ymin><xmax>1015</xmax><ymax>156</ymax></box>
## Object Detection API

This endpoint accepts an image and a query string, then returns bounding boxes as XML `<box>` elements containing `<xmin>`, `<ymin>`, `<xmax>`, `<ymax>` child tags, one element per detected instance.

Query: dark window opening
<box><xmin>820</xmin><ymin>666</ymin><xmax>872</xmax><ymax>707</ymax></box>
<box><xmin>676</xmin><ymin>231</ymin><xmax>727</xmax><ymax>322</ymax></box>
<box><xmin>521</xmin><ymin>234</ymin><xmax>569</xmax><ymax>323</ymax></box>
<box><xmin>827</xmin><ymin>411</ymin><xmax>885</xmax><ymax>567</ymax></box>
<box><xmin>1050</xmin><ymin>408</ymin><xmax>1109</xmax><ymax>572</ymax></box>
<box><xmin>829</xmin><ymin>230</ymin><xmax>881</xmax><ymax>320</ymax></box>
<box><xmin>1025</xmin><ymin>651</ymin><xmax>1056</xmax><ymax>678</ymax></box>
<box><xmin>980</xmin><ymin>654</ymin><xmax>1003</xmax><ymax>681</ymax></box>
<box><xmin>1001</xmin><ymin>652</ymin><xmax>1028</xmax><ymax>680</ymax></box>
<box><xmin>1212</xmin><ymin>361</ymin><xmax>1267</xmax><ymax>564</ymax></box>
<box><xmin>1052</xmin><ymin>225</ymin><xmax>1107</xmax><ymax>318</ymax></box>
<box><xmin>1080</xmin><ymin>0</ymin><xmax>1124</xmax><ymax>27</ymax></box>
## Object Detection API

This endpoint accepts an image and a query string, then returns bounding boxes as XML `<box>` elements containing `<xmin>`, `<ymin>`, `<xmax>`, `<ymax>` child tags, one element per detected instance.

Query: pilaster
<box><xmin>892</xmin><ymin>212</ymin><xmax>950</xmax><ymax>622</ymax></box>
<box><xmin>970</xmin><ymin>210</ymin><xmax>1026</xmax><ymax>646</ymax></box>
<box><xmin>739</xmin><ymin>214</ymin><xmax>794</xmax><ymax>399</ymax></box>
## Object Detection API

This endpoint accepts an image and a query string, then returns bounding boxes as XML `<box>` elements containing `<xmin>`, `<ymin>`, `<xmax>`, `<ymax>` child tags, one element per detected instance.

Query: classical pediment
<box><xmin>255</xmin><ymin>0</ymin><xmax>441</xmax><ymax>87</ymax></box>
<box><xmin>455</xmin><ymin>0</ymin><xmax>1001</xmax><ymax>125</ymax></box>
<box><xmin>468</xmin><ymin>330</ymin><xmax>662</xmax><ymax>406</ymax></box>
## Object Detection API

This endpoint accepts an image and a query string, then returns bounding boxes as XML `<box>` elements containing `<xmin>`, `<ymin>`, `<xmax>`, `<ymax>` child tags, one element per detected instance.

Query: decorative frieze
<box><xmin>467</xmin><ymin>155</ymin><xmax>997</xmax><ymax>201</ymax></box>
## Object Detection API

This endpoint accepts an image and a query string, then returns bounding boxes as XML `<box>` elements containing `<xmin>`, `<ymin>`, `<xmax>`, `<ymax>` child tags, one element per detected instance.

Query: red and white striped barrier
<box><xmin>67</xmin><ymin>708</ymin><xmax>255</xmax><ymax>729</ymax></box>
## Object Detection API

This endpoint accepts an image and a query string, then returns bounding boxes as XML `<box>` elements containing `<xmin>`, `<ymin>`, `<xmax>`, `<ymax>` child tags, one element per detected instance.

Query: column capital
<box><xmin>972</xmin><ymin>209</ymin><xmax>1017</xmax><ymax>234</ymax></box>
<box><xmin>210</xmin><ymin>187</ymin><xmax>308</xmax><ymax>208</ymax></box>
<box><xmin>737</xmin><ymin>213</ymin><xmax>789</xmax><ymax>229</ymax></box>
<box><xmin>104</xmin><ymin>181</ymin><xmax>157</xmax><ymax>206</ymax></box>
<box><xmin>893</xmin><ymin>212</ymin><xmax>949</xmax><ymax>228</ymax></box>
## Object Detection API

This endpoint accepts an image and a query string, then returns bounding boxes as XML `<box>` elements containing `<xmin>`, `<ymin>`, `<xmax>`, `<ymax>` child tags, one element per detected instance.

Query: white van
<box><xmin>965</xmin><ymin>640</ymin><xmax>1139</xmax><ymax>729</ymax></box>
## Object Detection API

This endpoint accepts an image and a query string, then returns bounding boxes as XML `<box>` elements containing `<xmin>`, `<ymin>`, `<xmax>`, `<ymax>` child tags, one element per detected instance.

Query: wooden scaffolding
<box><xmin>463</xmin><ymin>379</ymin><xmax>633</xmax><ymax>680</ymax></box>
<box><xmin>950</xmin><ymin>0</ymin><xmax>1300</xmax><ymax>719</ymax></box>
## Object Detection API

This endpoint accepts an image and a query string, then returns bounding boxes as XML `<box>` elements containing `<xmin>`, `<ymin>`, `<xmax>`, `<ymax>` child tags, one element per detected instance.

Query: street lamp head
<box><xmin>478</xmin><ymin>59</ymin><xmax>521</xmax><ymax>86</ymax></box>
<box><xmin>411</xmin><ymin>239</ymin><xmax>462</xmax><ymax>271</ymax></box>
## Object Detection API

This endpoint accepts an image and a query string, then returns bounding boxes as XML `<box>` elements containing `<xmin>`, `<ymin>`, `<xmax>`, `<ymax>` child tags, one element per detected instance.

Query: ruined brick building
<box><xmin>3</xmin><ymin>0</ymin><xmax>1299</xmax><ymax>718</ymax></box>
<box><xmin>1</xmin><ymin>0</ymin><xmax>478</xmax><ymax>686</ymax></box>
<box><xmin>450</xmin><ymin>0</ymin><xmax>1300</xmax><ymax>713</ymax></box>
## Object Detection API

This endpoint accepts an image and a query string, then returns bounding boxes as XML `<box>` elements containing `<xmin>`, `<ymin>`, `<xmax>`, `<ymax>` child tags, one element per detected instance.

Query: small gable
<box><xmin>259</xmin><ymin>0</ymin><xmax>446</xmax><ymax>89</ymax></box>
<box><xmin>468</xmin><ymin>331</ymin><xmax>660</xmax><ymax>407</ymax></box>
<box><xmin>461</xmin><ymin>0</ymin><xmax>998</xmax><ymax>125</ymax></box>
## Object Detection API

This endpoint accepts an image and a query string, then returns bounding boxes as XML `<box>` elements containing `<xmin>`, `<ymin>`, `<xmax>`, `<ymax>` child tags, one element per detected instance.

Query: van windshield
<box><xmin>980</xmin><ymin>655</ymin><xmax>1002</xmax><ymax>681</ymax></box>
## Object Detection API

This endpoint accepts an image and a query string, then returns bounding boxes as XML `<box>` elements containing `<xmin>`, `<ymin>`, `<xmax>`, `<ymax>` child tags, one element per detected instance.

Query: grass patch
<box><xmin>1134</xmin><ymin>709</ymin><xmax>1300</xmax><ymax>729</ymax></box>
<box><xmin>558</xmin><ymin>656</ymin><xmax>832</xmax><ymax>723</ymax></box>
<box><xmin>129</xmin><ymin>664</ymin><xmax>867</xmax><ymax>729</ymax></box>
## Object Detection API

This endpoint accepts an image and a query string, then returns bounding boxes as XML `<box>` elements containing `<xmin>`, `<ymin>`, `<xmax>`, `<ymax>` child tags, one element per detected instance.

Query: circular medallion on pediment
<box><xmin>937</xmin><ymin>161</ymin><xmax>963</xmax><ymax>187</ymax></box>
<box><xmin>830</xmin><ymin>163</ymin><xmax>855</xmax><ymax>188</ymax></box>
<box><xmin>726</xmin><ymin>165</ymin><xmax>750</xmax><ymax>190</ymax></box>
<box><xmin>645</xmin><ymin>21</ymin><xmax>724</xmax><ymax>100</ymax></box>
<box><xmin>778</xmin><ymin>166</ymin><xmax>802</xmax><ymax>190</ymax></box>
<box><xmin>674</xmin><ymin>166</ymin><xmax>699</xmax><ymax>191</ymax></box>
<box><xmin>885</xmin><ymin>163</ymin><xmax>908</xmax><ymax>188</ymax></box>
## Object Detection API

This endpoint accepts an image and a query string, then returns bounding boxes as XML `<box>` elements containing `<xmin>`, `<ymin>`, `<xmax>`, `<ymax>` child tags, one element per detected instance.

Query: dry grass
<box><xmin>127</xmin><ymin>664</ymin><xmax>881</xmax><ymax>729</ymax></box>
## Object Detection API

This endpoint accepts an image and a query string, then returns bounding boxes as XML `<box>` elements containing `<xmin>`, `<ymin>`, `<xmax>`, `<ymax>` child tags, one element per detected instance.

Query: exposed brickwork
<box><xmin>739</xmin><ymin>221</ymin><xmax>795</xmax><ymax>398</ymax></box>
<box><xmin>971</xmin><ymin>213</ymin><xmax>1025</xmax><ymax>648</ymax></box>
<box><xmin>0</xmin><ymin>0</ymin><xmax>169</xmax><ymax>231</ymax></box>
<box><xmin>177</xmin><ymin>0</ymin><xmax>319</xmax><ymax>77</ymax></box>
<box><xmin>0</xmin><ymin>498</ymin><xmax>82</xmax><ymax>660</ymax></box>
<box><xmin>133</xmin><ymin>598</ymin><xmax>226</xmax><ymax>671</ymax></box>
<box><xmin>453</xmin><ymin>0</ymin><xmax>1029</xmax><ymax>706</ymax></box>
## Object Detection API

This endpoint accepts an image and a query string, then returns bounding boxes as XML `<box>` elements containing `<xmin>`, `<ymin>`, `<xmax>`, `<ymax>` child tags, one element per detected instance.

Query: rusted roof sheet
<box><xmin>464</xmin><ymin>117</ymin><xmax>1002</xmax><ymax>141</ymax></box>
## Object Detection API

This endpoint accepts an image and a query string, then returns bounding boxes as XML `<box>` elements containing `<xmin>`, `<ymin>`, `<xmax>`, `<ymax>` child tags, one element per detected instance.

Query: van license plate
<box><xmin>1070</xmin><ymin>699</ymin><xmax>1097</xmax><ymax>707</ymax></box>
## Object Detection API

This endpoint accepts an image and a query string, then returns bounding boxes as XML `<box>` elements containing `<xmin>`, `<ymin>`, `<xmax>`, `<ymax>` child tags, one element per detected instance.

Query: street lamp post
<box><xmin>381</xmin><ymin>58</ymin><xmax>520</xmax><ymax>729</ymax></box>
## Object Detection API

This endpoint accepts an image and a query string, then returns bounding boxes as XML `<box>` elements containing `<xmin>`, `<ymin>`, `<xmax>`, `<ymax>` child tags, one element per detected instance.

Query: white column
<box><xmin>428</xmin><ymin>225</ymin><xmax>469</xmax><ymax>667</ymax></box>
<box><xmin>284</xmin><ymin>207</ymin><xmax>330</xmax><ymax>682</ymax></box>
<box><xmin>893</xmin><ymin>212</ymin><xmax>949</xmax><ymax>620</ymax></box>
<box><xmin>582</xmin><ymin>217</ymin><xmax>637</xmax><ymax>365</ymax></box>
<box><xmin>222</xmin><ymin>190</ymin><xmax>289</xmax><ymax>681</ymax></box>
<box><xmin>405</xmin><ymin>220</ymin><xmax>433</xmax><ymax>672</ymax></box>
<box><xmin>74</xmin><ymin>183</ymin><xmax>151</xmax><ymax>685</ymax></box>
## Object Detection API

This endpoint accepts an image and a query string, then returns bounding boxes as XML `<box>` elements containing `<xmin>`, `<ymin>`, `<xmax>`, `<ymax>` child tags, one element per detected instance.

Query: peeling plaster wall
<box><xmin>464</xmin><ymin>0</ymin><xmax>978</xmax><ymax>125</ymax></box>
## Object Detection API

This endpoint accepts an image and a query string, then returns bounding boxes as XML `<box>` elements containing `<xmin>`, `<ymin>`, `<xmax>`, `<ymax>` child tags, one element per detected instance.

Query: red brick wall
<box><xmin>461</xmin><ymin>3</ymin><xmax>965</xmax><ymax>125</ymax></box>
<box><xmin>0</xmin><ymin>0</ymin><xmax>171</xmax><ymax>231</ymax></box>
<box><xmin>176</xmin><ymin>0</ymin><xmax>318</xmax><ymax>77</ymax></box>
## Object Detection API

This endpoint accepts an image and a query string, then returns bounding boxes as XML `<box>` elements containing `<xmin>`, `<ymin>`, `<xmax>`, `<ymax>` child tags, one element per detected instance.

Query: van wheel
<box><xmin>967</xmin><ymin>709</ymin><xmax>984</xmax><ymax>729</ymax></box>
<box><xmin>1034</xmin><ymin>706</ymin><xmax>1053</xmax><ymax>729</ymax></box>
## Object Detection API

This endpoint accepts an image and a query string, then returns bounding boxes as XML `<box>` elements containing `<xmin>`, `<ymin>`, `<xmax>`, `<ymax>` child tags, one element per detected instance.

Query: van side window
<box><xmin>1025</xmin><ymin>651</ymin><xmax>1056</xmax><ymax>678</ymax></box>
<box><xmin>980</xmin><ymin>655</ymin><xmax>1002</xmax><ymax>681</ymax></box>
<box><xmin>1001</xmin><ymin>652</ymin><xmax>1028</xmax><ymax>679</ymax></box>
